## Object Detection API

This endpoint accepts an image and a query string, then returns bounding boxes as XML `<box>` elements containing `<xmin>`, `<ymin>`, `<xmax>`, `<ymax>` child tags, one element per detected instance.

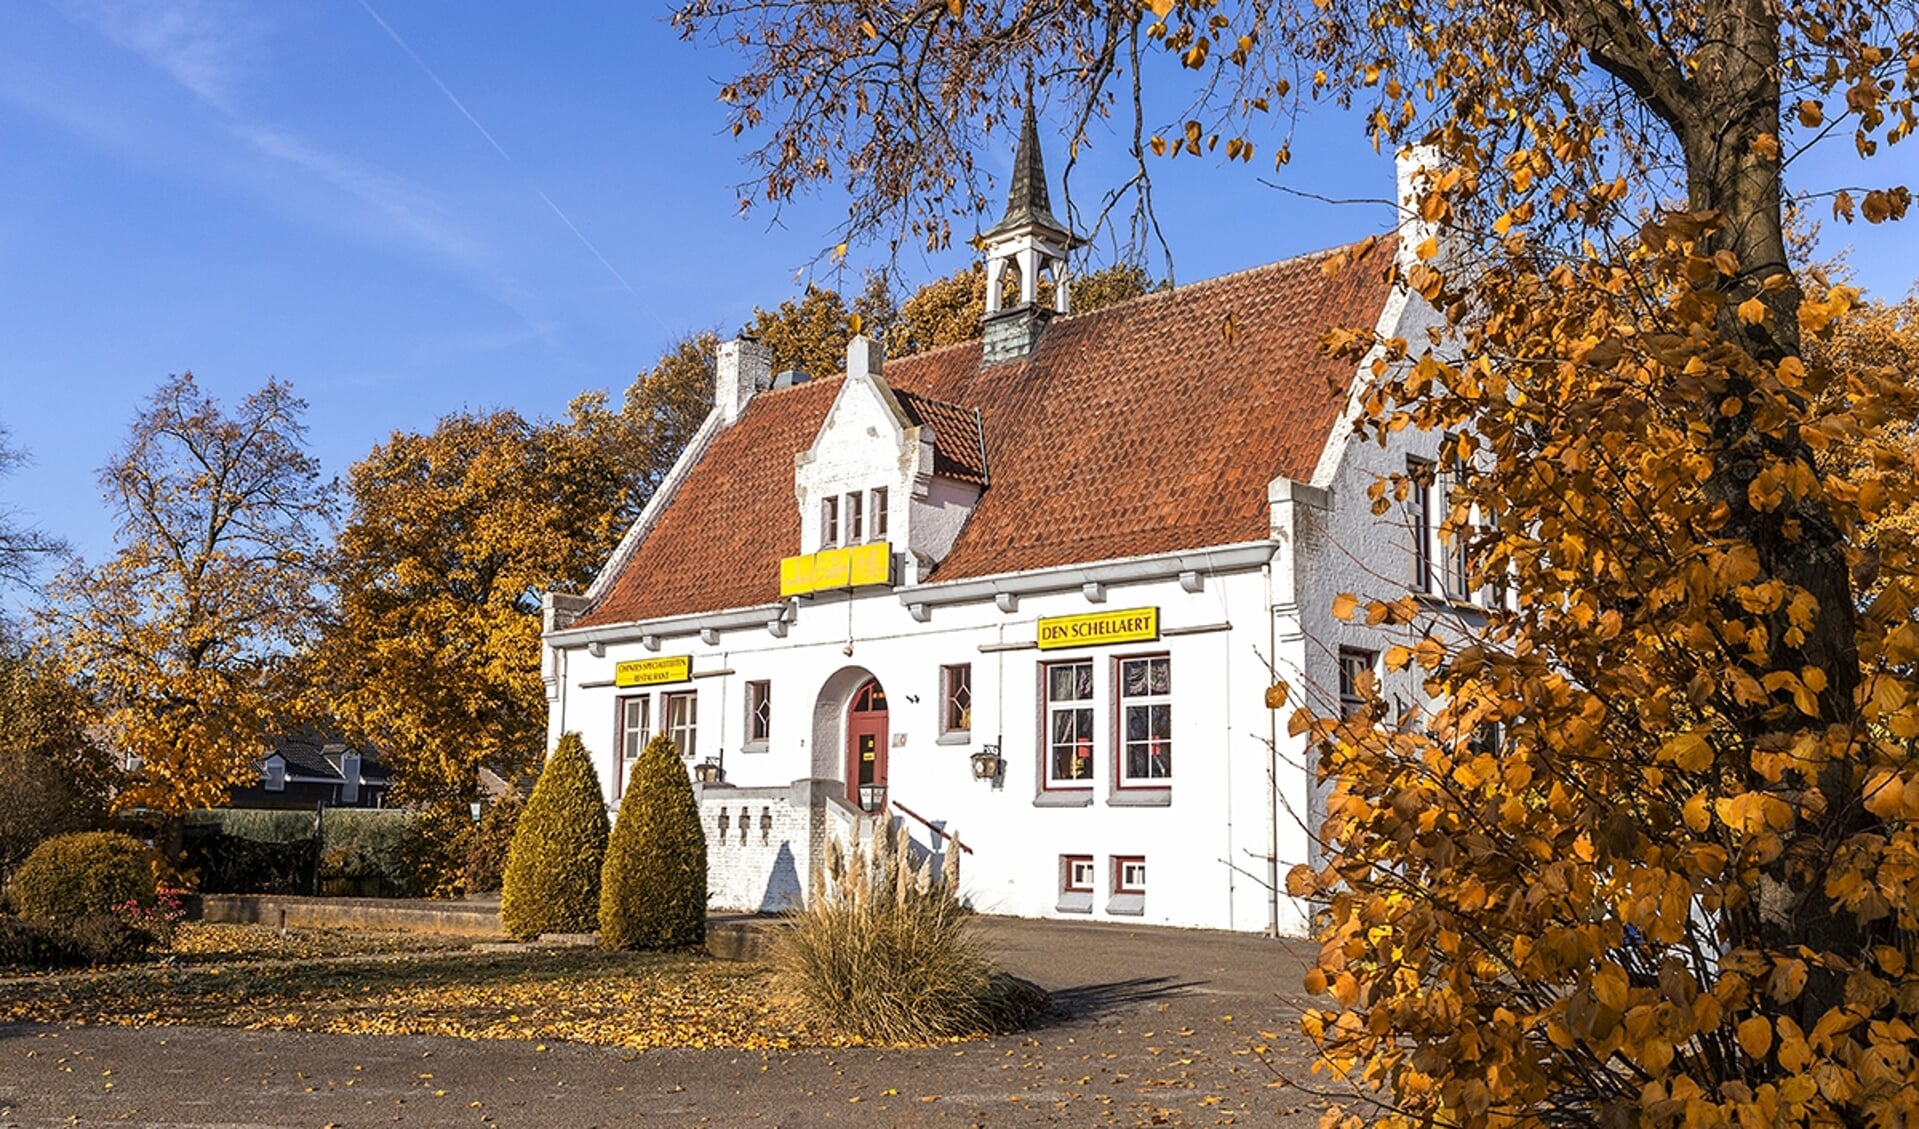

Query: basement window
<box><xmin>1057</xmin><ymin>854</ymin><xmax>1094</xmax><ymax>914</ymax></box>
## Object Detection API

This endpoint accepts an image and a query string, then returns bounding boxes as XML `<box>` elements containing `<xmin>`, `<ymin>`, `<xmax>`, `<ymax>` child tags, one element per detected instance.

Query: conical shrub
<box><xmin>599</xmin><ymin>734</ymin><xmax>707</xmax><ymax>950</ymax></box>
<box><xmin>500</xmin><ymin>732</ymin><xmax>609</xmax><ymax>939</ymax></box>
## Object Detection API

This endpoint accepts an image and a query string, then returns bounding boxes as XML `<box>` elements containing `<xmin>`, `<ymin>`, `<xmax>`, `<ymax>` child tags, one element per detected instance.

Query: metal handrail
<box><xmin>889</xmin><ymin>800</ymin><xmax>973</xmax><ymax>854</ymax></box>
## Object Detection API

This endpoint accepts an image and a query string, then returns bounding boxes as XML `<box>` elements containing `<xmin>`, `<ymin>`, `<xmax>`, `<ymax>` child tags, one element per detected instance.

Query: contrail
<box><xmin>356</xmin><ymin>0</ymin><xmax>668</xmax><ymax>333</ymax></box>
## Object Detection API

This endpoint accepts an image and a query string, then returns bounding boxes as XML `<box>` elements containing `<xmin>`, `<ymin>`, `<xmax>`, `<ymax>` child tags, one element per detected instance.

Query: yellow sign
<box><xmin>615</xmin><ymin>655</ymin><xmax>692</xmax><ymax>687</ymax></box>
<box><xmin>1036</xmin><ymin>607</ymin><xmax>1160</xmax><ymax>651</ymax></box>
<box><xmin>779</xmin><ymin>542</ymin><xmax>894</xmax><ymax>597</ymax></box>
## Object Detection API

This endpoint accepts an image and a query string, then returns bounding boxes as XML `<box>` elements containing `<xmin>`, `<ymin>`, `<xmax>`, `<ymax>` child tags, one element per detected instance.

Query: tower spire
<box><xmin>985</xmin><ymin>101</ymin><xmax>1071</xmax><ymax>245</ymax></box>
<box><xmin>978</xmin><ymin>98</ymin><xmax>1078</xmax><ymax>365</ymax></box>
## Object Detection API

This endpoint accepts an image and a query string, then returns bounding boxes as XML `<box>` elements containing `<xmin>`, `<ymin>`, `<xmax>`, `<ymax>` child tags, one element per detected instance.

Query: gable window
<box><xmin>870</xmin><ymin>487</ymin><xmax>888</xmax><ymax>539</ymax></box>
<box><xmin>1042</xmin><ymin>660</ymin><xmax>1096</xmax><ymax>789</ymax></box>
<box><xmin>821</xmin><ymin>496</ymin><xmax>839</xmax><ymax>547</ymax></box>
<box><xmin>263</xmin><ymin>759</ymin><xmax>286</xmax><ymax>792</ymax></box>
<box><xmin>1407</xmin><ymin>457</ymin><xmax>1434</xmax><ymax>593</ymax></box>
<box><xmin>663</xmin><ymin>691</ymin><xmax>698</xmax><ymax>760</ymax></box>
<box><xmin>940</xmin><ymin>663</ymin><xmax>972</xmax><ymax>737</ymax></box>
<box><xmin>1117</xmin><ymin>656</ymin><xmax>1172</xmax><ymax>785</ymax></box>
<box><xmin>846</xmin><ymin>491</ymin><xmax>864</xmax><ymax>543</ymax></box>
<box><xmin>744</xmin><ymin>680</ymin><xmax>772</xmax><ymax>749</ymax></box>
<box><xmin>616</xmin><ymin>695</ymin><xmax>650</xmax><ymax>796</ymax></box>
<box><xmin>1338</xmin><ymin>648</ymin><xmax>1376</xmax><ymax>719</ymax></box>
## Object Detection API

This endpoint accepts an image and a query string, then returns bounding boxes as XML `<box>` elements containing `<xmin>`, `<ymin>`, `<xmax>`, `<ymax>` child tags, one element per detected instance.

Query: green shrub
<box><xmin>10</xmin><ymin>831</ymin><xmax>158</xmax><ymax>919</ymax></box>
<box><xmin>500</xmin><ymin>733</ymin><xmax>609</xmax><ymax>939</ymax></box>
<box><xmin>775</xmin><ymin>823</ymin><xmax>1044</xmax><ymax>1043</ymax></box>
<box><xmin>0</xmin><ymin>912</ymin><xmax>154</xmax><ymax>970</ymax></box>
<box><xmin>599</xmin><ymin>735</ymin><xmax>706</xmax><ymax>950</ymax></box>
<box><xmin>464</xmin><ymin>790</ymin><xmax>525</xmax><ymax>894</ymax></box>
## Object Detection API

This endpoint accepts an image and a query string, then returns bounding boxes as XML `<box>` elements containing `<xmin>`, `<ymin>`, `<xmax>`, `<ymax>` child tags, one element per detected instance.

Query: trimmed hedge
<box><xmin>10</xmin><ymin>831</ymin><xmax>156</xmax><ymax>919</ymax></box>
<box><xmin>182</xmin><ymin>808</ymin><xmax>422</xmax><ymax>897</ymax></box>
<box><xmin>500</xmin><ymin>733</ymin><xmax>609</xmax><ymax>939</ymax></box>
<box><xmin>600</xmin><ymin>735</ymin><xmax>707</xmax><ymax>950</ymax></box>
<box><xmin>464</xmin><ymin>790</ymin><xmax>524</xmax><ymax>894</ymax></box>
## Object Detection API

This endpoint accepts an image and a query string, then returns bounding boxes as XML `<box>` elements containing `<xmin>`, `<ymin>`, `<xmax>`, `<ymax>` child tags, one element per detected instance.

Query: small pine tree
<box><xmin>599</xmin><ymin>734</ymin><xmax>707</xmax><ymax>950</ymax></box>
<box><xmin>500</xmin><ymin>732</ymin><xmax>608</xmax><ymax>939</ymax></box>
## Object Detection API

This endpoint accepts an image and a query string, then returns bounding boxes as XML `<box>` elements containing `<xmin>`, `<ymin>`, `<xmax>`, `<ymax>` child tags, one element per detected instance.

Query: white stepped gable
<box><xmin>791</xmin><ymin>334</ymin><xmax>983</xmax><ymax>580</ymax></box>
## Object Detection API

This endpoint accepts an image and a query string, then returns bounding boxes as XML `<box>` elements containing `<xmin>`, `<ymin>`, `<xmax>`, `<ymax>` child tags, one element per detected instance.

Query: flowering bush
<box><xmin>113</xmin><ymin>886</ymin><xmax>185</xmax><ymax>948</ymax></box>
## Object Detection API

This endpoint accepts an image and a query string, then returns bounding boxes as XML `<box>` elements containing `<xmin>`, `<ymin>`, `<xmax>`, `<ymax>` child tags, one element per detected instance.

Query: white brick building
<box><xmin>543</xmin><ymin>117</ymin><xmax>1455</xmax><ymax>934</ymax></box>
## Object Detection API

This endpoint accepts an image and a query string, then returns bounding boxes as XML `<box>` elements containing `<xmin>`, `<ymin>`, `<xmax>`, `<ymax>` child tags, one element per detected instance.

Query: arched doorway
<box><xmin>846</xmin><ymin>678</ymin><xmax>889</xmax><ymax>812</ymax></box>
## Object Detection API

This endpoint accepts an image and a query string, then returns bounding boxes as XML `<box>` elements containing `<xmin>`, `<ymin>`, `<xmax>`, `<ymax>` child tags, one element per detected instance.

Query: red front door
<box><xmin>847</xmin><ymin>679</ymin><xmax>889</xmax><ymax>812</ymax></box>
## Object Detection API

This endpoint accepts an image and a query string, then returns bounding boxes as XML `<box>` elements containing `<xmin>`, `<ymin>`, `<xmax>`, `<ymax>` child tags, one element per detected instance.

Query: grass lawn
<box><xmin>0</xmin><ymin>923</ymin><xmax>800</xmax><ymax>1050</ymax></box>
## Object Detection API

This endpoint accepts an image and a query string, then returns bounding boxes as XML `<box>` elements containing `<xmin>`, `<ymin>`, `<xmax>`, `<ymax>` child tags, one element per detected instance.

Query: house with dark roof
<box><xmin>228</xmin><ymin>730</ymin><xmax>392</xmax><ymax>810</ymax></box>
<box><xmin>541</xmin><ymin>117</ymin><xmax>1463</xmax><ymax>933</ymax></box>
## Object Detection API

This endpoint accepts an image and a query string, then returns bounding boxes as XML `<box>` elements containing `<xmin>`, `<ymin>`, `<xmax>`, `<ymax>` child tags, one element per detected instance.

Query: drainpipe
<box><xmin>1264</xmin><ymin>561</ymin><xmax>1280</xmax><ymax>937</ymax></box>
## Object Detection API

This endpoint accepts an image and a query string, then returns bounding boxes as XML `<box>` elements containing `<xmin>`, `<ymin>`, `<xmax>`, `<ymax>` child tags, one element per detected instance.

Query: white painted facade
<box><xmin>543</xmin><ymin>153</ymin><xmax>1467</xmax><ymax>936</ymax></box>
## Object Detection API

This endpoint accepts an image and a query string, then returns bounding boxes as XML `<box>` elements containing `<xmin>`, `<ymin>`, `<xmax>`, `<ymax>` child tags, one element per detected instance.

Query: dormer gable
<box><xmin>790</xmin><ymin>335</ymin><xmax>986</xmax><ymax>586</ymax></box>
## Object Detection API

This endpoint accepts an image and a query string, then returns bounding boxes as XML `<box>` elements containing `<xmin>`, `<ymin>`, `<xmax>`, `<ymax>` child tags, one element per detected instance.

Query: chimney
<box><xmin>845</xmin><ymin>333</ymin><xmax>884</xmax><ymax>382</ymax></box>
<box><xmin>715</xmin><ymin>336</ymin><xmax>774</xmax><ymax>425</ymax></box>
<box><xmin>340</xmin><ymin>749</ymin><xmax>361</xmax><ymax>805</ymax></box>
<box><xmin>1396</xmin><ymin>144</ymin><xmax>1443</xmax><ymax>274</ymax></box>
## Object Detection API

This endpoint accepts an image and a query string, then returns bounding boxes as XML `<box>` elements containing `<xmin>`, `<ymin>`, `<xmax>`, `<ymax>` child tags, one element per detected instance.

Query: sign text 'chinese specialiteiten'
<box><xmin>615</xmin><ymin>655</ymin><xmax>693</xmax><ymax>687</ymax></box>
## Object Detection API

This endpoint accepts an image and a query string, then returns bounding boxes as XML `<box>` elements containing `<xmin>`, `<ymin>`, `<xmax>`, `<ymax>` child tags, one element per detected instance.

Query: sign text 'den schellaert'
<box><xmin>1035</xmin><ymin>607</ymin><xmax>1160</xmax><ymax>651</ymax></box>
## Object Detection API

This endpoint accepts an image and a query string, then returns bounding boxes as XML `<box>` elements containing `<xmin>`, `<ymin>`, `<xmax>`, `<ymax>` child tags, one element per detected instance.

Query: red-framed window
<box><xmin>615</xmin><ymin>694</ymin><xmax>650</xmax><ymax>795</ymax></box>
<box><xmin>1113</xmin><ymin>856</ymin><xmax>1147</xmax><ymax>895</ymax></box>
<box><xmin>663</xmin><ymin>691</ymin><xmax>698</xmax><ymax>760</ymax></box>
<box><xmin>1115</xmin><ymin>654</ymin><xmax>1171</xmax><ymax>786</ymax></box>
<box><xmin>941</xmin><ymin>663</ymin><xmax>972</xmax><ymax>736</ymax></box>
<box><xmin>1042</xmin><ymin>659</ymin><xmax>1096</xmax><ymax>789</ymax></box>
<box><xmin>1061</xmin><ymin>855</ymin><xmax>1095</xmax><ymax>893</ymax></box>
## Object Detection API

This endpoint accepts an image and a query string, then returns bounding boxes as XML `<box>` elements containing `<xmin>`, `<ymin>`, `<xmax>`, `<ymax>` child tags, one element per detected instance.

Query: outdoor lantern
<box><xmin>694</xmin><ymin>759</ymin><xmax>725</xmax><ymax>784</ymax></box>
<box><xmin>970</xmin><ymin>745</ymin><xmax>1003</xmax><ymax>781</ymax></box>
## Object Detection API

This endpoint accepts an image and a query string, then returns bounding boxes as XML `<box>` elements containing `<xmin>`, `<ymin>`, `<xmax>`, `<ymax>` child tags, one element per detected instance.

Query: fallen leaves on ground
<box><xmin>1</xmin><ymin>925</ymin><xmax>800</xmax><ymax>1050</ymax></box>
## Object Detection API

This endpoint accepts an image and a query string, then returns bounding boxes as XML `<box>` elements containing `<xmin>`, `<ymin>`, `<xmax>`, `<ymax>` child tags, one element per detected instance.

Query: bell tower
<box><xmin>980</xmin><ymin>101</ymin><xmax>1077</xmax><ymax>365</ymax></box>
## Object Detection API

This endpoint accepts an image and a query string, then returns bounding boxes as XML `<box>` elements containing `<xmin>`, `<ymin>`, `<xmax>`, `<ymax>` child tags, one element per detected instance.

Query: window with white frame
<box><xmin>1117</xmin><ymin>655</ymin><xmax>1172</xmax><ymax>785</ymax></box>
<box><xmin>1062</xmin><ymin>855</ymin><xmax>1095</xmax><ymax>893</ymax></box>
<box><xmin>1113</xmin><ymin>856</ymin><xmax>1147</xmax><ymax>895</ymax></box>
<box><xmin>940</xmin><ymin>663</ymin><xmax>972</xmax><ymax>736</ymax></box>
<box><xmin>820</xmin><ymin>496</ymin><xmax>839</xmax><ymax>547</ymax></box>
<box><xmin>1407</xmin><ymin>456</ymin><xmax>1434</xmax><ymax>593</ymax></box>
<box><xmin>616</xmin><ymin>695</ymin><xmax>650</xmax><ymax>795</ymax></box>
<box><xmin>1338</xmin><ymin>648</ymin><xmax>1376</xmax><ymax>719</ymax></box>
<box><xmin>264</xmin><ymin>759</ymin><xmax>285</xmax><ymax>791</ymax></box>
<box><xmin>845</xmin><ymin>491</ymin><xmax>864</xmax><ymax>543</ymax></box>
<box><xmin>1042</xmin><ymin>660</ymin><xmax>1096</xmax><ymax>788</ymax></box>
<box><xmin>1442</xmin><ymin>458</ymin><xmax>1473</xmax><ymax>599</ymax></box>
<box><xmin>870</xmin><ymin>487</ymin><xmax>889</xmax><ymax>539</ymax></box>
<box><xmin>745</xmin><ymin>680</ymin><xmax>771</xmax><ymax>746</ymax></box>
<box><xmin>663</xmin><ymin>691</ymin><xmax>698</xmax><ymax>759</ymax></box>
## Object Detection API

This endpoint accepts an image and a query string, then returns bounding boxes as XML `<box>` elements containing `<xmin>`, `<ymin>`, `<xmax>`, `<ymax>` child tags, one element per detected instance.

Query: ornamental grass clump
<box><xmin>599</xmin><ymin>734</ymin><xmax>706</xmax><ymax>950</ymax></box>
<box><xmin>500</xmin><ymin>732</ymin><xmax>609</xmax><ymax>939</ymax></box>
<box><xmin>776</xmin><ymin>822</ymin><xmax>1041</xmax><ymax>1043</ymax></box>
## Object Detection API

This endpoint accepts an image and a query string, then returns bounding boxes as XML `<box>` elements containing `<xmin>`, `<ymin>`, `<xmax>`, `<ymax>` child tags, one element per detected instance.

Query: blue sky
<box><xmin>2</xmin><ymin>0</ymin><xmax>1914</xmax><ymax>587</ymax></box>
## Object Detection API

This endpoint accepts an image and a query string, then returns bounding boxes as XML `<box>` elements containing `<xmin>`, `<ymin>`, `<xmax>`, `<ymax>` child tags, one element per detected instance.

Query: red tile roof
<box><xmin>894</xmin><ymin>389</ymin><xmax>988</xmax><ymax>485</ymax></box>
<box><xmin>574</xmin><ymin>239</ymin><xmax>1395</xmax><ymax>628</ymax></box>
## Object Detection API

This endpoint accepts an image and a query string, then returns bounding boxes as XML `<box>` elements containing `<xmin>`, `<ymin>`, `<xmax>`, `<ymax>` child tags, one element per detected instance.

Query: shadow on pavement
<box><xmin>1038</xmin><ymin>975</ymin><xmax>1203</xmax><ymax>1023</ymax></box>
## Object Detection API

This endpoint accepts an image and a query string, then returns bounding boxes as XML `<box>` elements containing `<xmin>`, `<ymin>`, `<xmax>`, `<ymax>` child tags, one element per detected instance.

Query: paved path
<box><xmin>0</xmin><ymin>918</ymin><xmax>1342</xmax><ymax>1128</ymax></box>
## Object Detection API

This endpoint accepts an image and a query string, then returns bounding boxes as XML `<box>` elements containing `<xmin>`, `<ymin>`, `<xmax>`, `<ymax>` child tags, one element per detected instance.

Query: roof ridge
<box><xmin>1051</xmin><ymin>235</ymin><xmax>1392</xmax><ymax>327</ymax></box>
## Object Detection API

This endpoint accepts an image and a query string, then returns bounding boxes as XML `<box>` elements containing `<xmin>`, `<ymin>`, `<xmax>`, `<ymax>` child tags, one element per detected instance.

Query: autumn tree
<box><xmin>47</xmin><ymin>374</ymin><xmax>333</xmax><ymax>834</ymax></box>
<box><xmin>314</xmin><ymin>342</ymin><xmax>716</xmax><ymax>807</ymax></box>
<box><xmin>678</xmin><ymin>0</ymin><xmax>1919</xmax><ymax>1121</ymax></box>
<box><xmin>0</xmin><ymin>629</ymin><xmax>110</xmax><ymax>877</ymax></box>
<box><xmin>0</xmin><ymin>424</ymin><xmax>67</xmax><ymax>592</ymax></box>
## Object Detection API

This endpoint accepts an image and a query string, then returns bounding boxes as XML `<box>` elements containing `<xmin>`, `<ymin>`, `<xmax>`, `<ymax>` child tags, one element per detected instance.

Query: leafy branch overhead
<box><xmin>682</xmin><ymin>0</ymin><xmax>1919</xmax><ymax>1123</ymax></box>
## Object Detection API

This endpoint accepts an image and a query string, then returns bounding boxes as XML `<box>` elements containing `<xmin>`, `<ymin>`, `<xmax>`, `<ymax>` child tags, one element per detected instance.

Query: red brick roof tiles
<box><xmin>573</xmin><ymin>239</ymin><xmax>1395</xmax><ymax>628</ymax></box>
